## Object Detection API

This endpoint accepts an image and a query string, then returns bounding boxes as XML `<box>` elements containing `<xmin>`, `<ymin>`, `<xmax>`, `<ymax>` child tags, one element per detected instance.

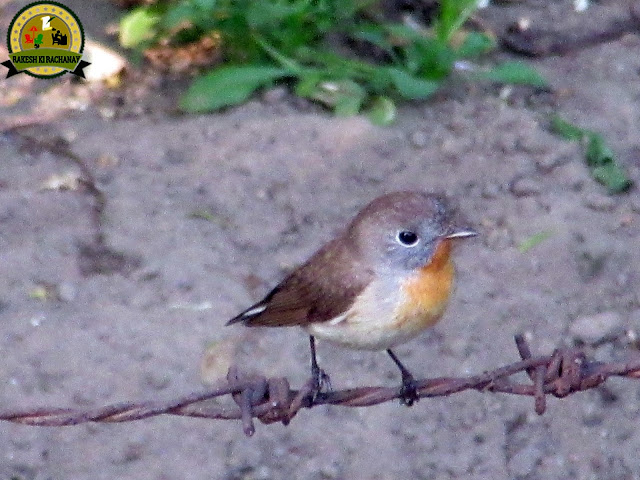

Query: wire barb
<box><xmin>1</xmin><ymin>336</ymin><xmax>639</xmax><ymax>436</ymax></box>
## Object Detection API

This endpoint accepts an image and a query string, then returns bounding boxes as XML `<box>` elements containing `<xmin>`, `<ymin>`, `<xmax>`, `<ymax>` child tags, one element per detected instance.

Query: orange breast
<box><xmin>395</xmin><ymin>240</ymin><xmax>454</xmax><ymax>329</ymax></box>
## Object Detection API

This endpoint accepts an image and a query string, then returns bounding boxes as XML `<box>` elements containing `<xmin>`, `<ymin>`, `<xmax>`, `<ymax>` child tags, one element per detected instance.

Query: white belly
<box><xmin>306</xmin><ymin>317</ymin><xmax>428</xmax><ymax>350</ymax></box>
<box><xmin>305</xmin><ymin>276</ymin><xmax>439</xmax><ymax>350</ymax></box>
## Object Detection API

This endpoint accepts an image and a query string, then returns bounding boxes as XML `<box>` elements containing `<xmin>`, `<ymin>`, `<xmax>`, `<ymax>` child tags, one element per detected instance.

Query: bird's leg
<box><xmin>308</xmin><ymin>335</ymin><xmax>330</xmax><ymax>403</ymax></box>
<box><xmin>387</xmin><ymin>349</ymin><xmax>419</xmax><ymax>406</ymax></box>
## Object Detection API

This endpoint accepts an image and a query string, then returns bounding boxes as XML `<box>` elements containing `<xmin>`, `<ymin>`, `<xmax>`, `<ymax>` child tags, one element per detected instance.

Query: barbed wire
<box><xmin>1</xmin><ymin>335</ymin><xmax>639</xmax><ymax>436</ymax></box>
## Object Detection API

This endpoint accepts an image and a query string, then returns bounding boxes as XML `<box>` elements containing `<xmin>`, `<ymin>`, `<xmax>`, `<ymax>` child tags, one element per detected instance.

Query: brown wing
<box><xmin>226</xmin><ymin>238</ymin><xmax>372</xmax><ymax>327</ymax></box>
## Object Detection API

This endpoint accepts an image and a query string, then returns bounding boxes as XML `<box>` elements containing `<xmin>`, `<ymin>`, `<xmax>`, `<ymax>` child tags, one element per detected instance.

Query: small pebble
<box><xmin>262</xmin><ymin>86</ymin><xmax>288</xmax><ymax>104</ymax></box>
<box><xmin>535</xmin><ymin>154</ymin><xmax>561</xmax><ymax>173</ymax></box>
<box><xmin>56</xmin><ymin>282</ymin><xmax>77</xmax><ymax>302</ymax></box>
<box><xmin>440</xmin><ymin>136</ymin><xmax>469</xmax><ymax>157</ymax></box>
<box><xmin>583</xmin><ymin>193</ymin><xmax>616</xmax><ymax>211</ymax></box>
<box><xmin>291</xmin><ymin>96</ymin><xmax>313</xmax><ymax>111</ymax></box>
<box><xmin>630</xmin><ymin>196</ymin><xmax>640</xmax><ymax>214</ymax></box>
<box><xmin>409</xmin><ymin>130</ymin><xmax>428</xmax><ymax>148</ymax></box>
<box><xmin>510</xmin><ymin>177</ymin><xmax>542</xmax><ymax>197</ymax></box>
<box><xmin>517</xmin><ymin>135</ymin><xmax>550</xmax><ymax>154</ymax></box>
<box><xmin>569</xmin><ymin>311</ymin><xmax>623</xmax><ymax>344</ymax></box>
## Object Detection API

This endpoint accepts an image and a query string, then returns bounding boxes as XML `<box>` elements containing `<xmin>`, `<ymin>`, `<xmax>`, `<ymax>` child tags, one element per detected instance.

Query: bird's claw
<box><xmin>399</xmin><ymin>374</ymin><xmax>419</xmax><ymax>407</ymax></box>
<box><xmin>309</xmin><ymin>366</ymin><xmax>331</xmax><ymax>404</ymax></box>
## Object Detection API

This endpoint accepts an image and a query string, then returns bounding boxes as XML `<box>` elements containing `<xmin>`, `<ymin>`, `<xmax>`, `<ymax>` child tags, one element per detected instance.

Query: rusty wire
<box><xmin>1</xmin><ymin>335</ymin><xmax>640</xmax><ymax>436</ymax></box>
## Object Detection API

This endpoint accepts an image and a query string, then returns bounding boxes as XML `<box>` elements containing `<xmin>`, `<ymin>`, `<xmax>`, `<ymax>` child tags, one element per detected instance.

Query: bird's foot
<box><xmin>309</xmin><ymin>365</ymin><xmax>331</xmax><ymax>404</ymax></box>
<box><xmin>399</xmin><ymin>373</ymin><xmax>419</xmax><ymax>407</ymax></box>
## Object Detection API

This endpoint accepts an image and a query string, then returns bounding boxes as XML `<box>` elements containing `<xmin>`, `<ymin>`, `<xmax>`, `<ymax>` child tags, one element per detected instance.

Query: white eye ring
<box><xmin>396</xmin><ymin>230</ymin><xmax>419</xmax><ymax>247</ymax></box>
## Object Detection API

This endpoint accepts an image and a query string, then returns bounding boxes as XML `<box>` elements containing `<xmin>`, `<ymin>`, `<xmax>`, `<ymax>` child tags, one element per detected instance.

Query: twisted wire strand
<box><xmin>1</xmin><ymin>336</ymin><xmax>639</xmax><ymax>436</ymax></box>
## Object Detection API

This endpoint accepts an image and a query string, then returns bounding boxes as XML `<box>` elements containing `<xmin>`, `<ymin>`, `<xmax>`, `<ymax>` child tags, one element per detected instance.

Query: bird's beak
<box><xmin>445</xmin><ymin>228</ymin><xmax>478</xmax><ymax>240</ymax></box>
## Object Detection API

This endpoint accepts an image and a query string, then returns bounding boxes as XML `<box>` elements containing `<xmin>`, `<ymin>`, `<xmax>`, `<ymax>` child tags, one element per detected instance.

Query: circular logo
<box><xmin>4</xmin><ymin>1</ymin><xmax>87</xmax><ymax>79</ymax></box>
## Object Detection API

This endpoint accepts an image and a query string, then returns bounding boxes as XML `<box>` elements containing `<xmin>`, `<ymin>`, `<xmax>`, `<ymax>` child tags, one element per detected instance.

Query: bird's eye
<box><xmin>396</xmin><ymin>230</ymin><xmax>419</xmax><ymax>247</ymax></box>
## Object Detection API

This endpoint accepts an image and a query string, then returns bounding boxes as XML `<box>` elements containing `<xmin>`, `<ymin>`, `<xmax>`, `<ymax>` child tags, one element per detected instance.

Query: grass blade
<box><xmin>180</xmin><ymin>66</ymin><xmax>291</xmax><ymax>112</ymax></box>
<box><xmin>518</xmin><ymin>231</ymin><xmax>553</xmax><ymax>253</ymax></box>
<box><xmin>478</xmin><ymin>61</ymin><xmax>548</xmax><ymax>88</ymax></box>
<box><xmin>387</xmin><ymin>68</ymin><xmax>440</xmax><ymax>100</ymax></box>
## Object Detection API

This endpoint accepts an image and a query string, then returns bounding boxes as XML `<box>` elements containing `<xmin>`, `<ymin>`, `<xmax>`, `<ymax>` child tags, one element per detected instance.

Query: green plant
<box><xmin>119</xmin><ymin>0</ymin><xmax>546</xmax><ymax>124</ymax></box>
<box><xmin>518</xmin><ymin>230</ymin><xmax>553</xmax><ymax>253</ymax></box>
<box><xmin>550</xmin><ymin>115</ymin><xmax>633</xmax><ymax>193</ymax></box>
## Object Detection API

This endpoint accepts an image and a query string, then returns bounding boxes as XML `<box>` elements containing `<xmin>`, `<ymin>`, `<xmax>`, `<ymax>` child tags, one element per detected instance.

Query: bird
<box><xmin>227</xmin><ymin>191</ymin><xmax>477</xmax><ymax>405</ymax></box>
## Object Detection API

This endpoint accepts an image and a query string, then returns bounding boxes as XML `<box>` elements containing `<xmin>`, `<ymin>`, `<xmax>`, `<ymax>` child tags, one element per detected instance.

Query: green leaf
<box><xmin>296</xmin><ymin>77</ymin><xmax>366</xmax><ymax>115</ymax></box>
<box><xmin>586</xmin><ymin>134</ymin><xmax>632</xmax><ymax>192</ymax></box>
<box><xmin>479</xmin><ymin>61</ymin><xmax>548</xmax><ymax>88</ymax></box>
<box><xmin>518</xmin><ymin>231</ymin><xmax>553</xmax><ymax>253</ymax></box>
<box><xmin>456</xmin><ymin>32</ymin><xmax>495</xmax><ymax>58</ymax></box>
<box><xmin>367</xmin><ymin>96</ymin><xmax>396</xmax><ymax>126</ymax></box>
<box><xmin>367</xmin><ymin>66</ymin><xmax>394</xmax><ymax>93</ymax></box>
<box><xmin>246</xmin><ymin>2</ymin><xmax>303</xmax><ymax>28</ymax></box>
<box><xmin>415</xmin><ymin>41</ymin><xmax>456</xmax><ymax>80</ymax></box>
<box><xmin>549</xmin><ymin>115</ymin><xmax>587</xmax><ymax>141</ymax></box>
<box><xmin>350</xmin><ymin>23</ymin><xmax>398</xmax><ymax>62</ymax></box>
<box><xmin>385</xmin><ymin>24</ymin><xmax>454</xmax><ymax>79</ymax></box>
<box><xmin>334</xmin><ymin>95</ymin><xmax>364</xmax><ymax>116</ymax></box>
<box><xmin>253</xmin><ymin>34</ymin><xmax>303</xmax><ymax>72</ymax></box>
<box><xmin>161</xmin><ymin>4</ymin><xmax>200</xmax><ymax>31</ymax></box>
<box><xmin>333</xmin><ymin>81</ymin><xmax>366</xmax><ymax>116</ymax></box>
<box><xmin>193</xmin><ymin>0</ymin><xmax>218</xmax><ymax>9</ymax></box>
<box><xmin>387</xmin><ymin>68</ymin><xmax>440</xmax><ymax>100</ymax></box>
<box><xmin>180</xmin><ymin>66</ymin><xmax>291</xmax><ymax>112</ymax></box>
<box><xmin>384</xmin><ymin>24</ymin><xmax>426</xmax><ymax>44</ymax></box>
<box><xmin>548</xmin><ymin>115</ymin><xmax>633</xmax><ymax>193</ymax></box>
<box><xmin>295</xmin><ymin>73</ymin><xmax>322</xmax><ymax>97</ymax></box>
<box><xmin>591</xmin><ymin>163</ymin><xmax>632</xmax><ymax>193</ymax></box>
<box><xmin>435</xmin><ymin>0</ymin><xmax>479</xmax><ymax>42</ymax></box>
<box><xmin>585</xmin><ymin>133</ymin><xmax>615</xmax><ymax>167</ymax></box>
<box><xmin>119</xmin><ymin>7</ymin><xmax>160</xmax><ymax>48</ymax></box>
<box><xmin>188</xmin><ymin>209</ymin><xmax>215</xmax><ymax>221</ymax></box>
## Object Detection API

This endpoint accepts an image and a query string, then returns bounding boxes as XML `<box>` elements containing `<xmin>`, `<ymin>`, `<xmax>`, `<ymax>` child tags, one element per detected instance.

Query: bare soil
<box><xmin>1</xmin><ymin>1</ymin><xmax>640</xmax><ymax>479</ymax></box>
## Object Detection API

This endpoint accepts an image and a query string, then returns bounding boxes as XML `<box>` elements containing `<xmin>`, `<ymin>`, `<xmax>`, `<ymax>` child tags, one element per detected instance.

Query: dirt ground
<box><xmin>1</xmin><ymin>0</ymin><xmax>640</xmax><ymax>479</ymax></box>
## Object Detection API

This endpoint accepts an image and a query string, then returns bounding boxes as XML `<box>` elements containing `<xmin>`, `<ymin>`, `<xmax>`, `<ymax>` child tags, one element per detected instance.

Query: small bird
<box><xmin>227</xmin><ymin>191</ymin><xmax>477</xmax><ymax>405</ymax></box>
